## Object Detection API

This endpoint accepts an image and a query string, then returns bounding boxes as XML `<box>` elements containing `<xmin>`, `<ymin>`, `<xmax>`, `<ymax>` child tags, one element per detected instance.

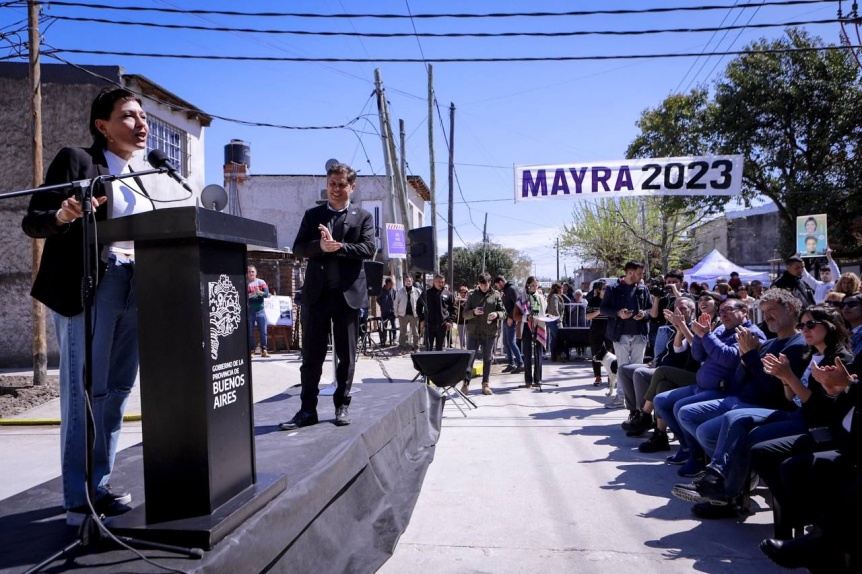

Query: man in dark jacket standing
<box><xmin>463</xmin><ymin>272</ymin><xmax>507</xmax><ymax>395</ymax></box>
<box><xmin>418</xmin><ymin>273</ymin><xmax>455</xmax><ymax>351</ymax></box>
<box><xmin>494</xmin><ymin>275</ymin><xmax>524</xmax><ymax>374</ymax></box>
<box><xmin>772</xmin><ymin>255</ymin><xmax>815</xmax><ymax>308</ymax></box>
<box><xmin>600</xmin><ymin>261</ymin><xmax>652</xmax><ymax>401</ymax></box>
<box><xmin>279</xmin><ymin>162</ymin><xmax>375</xmax><ymax>430</ymax></box>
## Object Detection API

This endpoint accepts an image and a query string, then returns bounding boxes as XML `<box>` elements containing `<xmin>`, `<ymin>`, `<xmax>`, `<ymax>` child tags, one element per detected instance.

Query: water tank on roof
<box><xmin>224</xmin><ymin>139</ymin><xmax>250</xmax><ymax>168</ymax></box>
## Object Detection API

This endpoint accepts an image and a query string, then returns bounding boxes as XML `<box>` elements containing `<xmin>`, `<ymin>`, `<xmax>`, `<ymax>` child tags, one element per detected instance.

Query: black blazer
<box><xmin>292</xmin><ymin>203</ymin><xmax>375</xmax><ymax>310</ymax></box>
<box><xmin>21</xmin><ymin>146</ymin><xmax>150</xmax><ymax>317</ymax></box>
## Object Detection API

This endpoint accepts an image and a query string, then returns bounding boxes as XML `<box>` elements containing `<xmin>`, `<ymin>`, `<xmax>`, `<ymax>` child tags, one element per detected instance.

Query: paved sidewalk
<box><xmin>0</xmin><ymin>350</ymin><xmax>785</xmax><ymax>573</ymax></box>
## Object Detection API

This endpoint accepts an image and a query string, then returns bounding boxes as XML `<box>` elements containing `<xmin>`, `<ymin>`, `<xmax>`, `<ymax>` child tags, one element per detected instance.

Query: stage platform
<box><xmin>0</xmin><ymin>382</ymin><xmax>442</xmax><ymax>574</ymax></box>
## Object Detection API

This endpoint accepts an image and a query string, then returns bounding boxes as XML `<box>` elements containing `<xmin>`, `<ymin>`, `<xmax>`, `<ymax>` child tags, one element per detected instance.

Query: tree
<box><xmin>712</xmin><ymin>28</ymin><xmax>862</xmax><ymax>253</ymax></box>
<box><xmin>439</xmin><ymin>242</ymin><xmax>516</xmax><ymax>288</ymax></box>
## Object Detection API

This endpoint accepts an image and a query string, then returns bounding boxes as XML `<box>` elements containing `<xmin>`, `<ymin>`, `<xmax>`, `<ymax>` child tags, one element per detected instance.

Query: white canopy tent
<box><xmin>683</xmin><ymin>249</ymin><xmax>770</xmax><ymax>286</ymax></box>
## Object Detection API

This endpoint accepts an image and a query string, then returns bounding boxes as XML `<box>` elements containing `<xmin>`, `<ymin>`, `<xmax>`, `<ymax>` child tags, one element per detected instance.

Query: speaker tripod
<box><xmin>359</xmin><ymin>316</ymin><xmax>387</xmax><ymax>359</ymax></box>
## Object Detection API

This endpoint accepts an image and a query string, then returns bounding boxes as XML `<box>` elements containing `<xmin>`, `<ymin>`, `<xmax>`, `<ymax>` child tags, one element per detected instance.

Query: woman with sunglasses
<box><xmin>751</xmin><ymin>305</ymin><xmax>854</xmax><ymax>535</ymax></box>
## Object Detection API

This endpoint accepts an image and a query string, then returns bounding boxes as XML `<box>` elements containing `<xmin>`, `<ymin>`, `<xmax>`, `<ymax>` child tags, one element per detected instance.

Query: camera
<box><xmin>648</xmin><ymin>279</ymin><xmax>665</xmax><ymax>297</ymax></box>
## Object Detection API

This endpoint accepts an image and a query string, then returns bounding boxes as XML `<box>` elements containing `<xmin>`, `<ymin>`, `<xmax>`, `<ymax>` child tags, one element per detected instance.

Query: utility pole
<box><xmin>447</xmin><ymin>103</ymin><xmax>455</xmax><ymax>290</ymax></box>
<box><xmin>427</xmin><ymin>64</ymin><xmax>437</xmax><ymax>274</ymax></box>
<box><xmin>556</xmin><ymin>238</ymin><xmax>560</xmax><ymax>282</ymax></box>
<box><xmin>385</xmin><ymin>111</ymin><xmax>410</xmax><ymax>239</ymax></box>
<box><xmin>481</xmin><ymin>213</ymin><xmax>488</xmax><ymax>273</ymax></box>
<box><xmin>29</xmin><ymin>0</ymin><xmax>46</xmax><ymax>385</ymax></box>
<box><xmin>374</xmin><ymin>69</ymin><xmax>404</xmax><ymax>285</ymax></box>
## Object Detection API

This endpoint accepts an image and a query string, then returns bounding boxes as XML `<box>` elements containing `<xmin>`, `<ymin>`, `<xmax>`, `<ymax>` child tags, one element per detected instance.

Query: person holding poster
<box><xmin>797</xmin><ymin>214</ymin><xmax>827</xmax><ymax>257</ymax></box>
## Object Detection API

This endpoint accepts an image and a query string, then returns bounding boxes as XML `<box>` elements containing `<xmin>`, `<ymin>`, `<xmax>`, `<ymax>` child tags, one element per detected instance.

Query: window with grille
<box><xmin>147</xmin><ymin>116</ymin><xmax>188</xmax><ymax>176</ymax></box>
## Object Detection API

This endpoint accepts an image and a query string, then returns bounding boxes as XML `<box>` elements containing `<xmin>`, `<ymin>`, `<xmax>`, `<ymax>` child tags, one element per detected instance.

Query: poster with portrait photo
<box><xmin>797</xmin><ymin>214</ymin><xmax>827</xmax><ymax>257</ymax></box>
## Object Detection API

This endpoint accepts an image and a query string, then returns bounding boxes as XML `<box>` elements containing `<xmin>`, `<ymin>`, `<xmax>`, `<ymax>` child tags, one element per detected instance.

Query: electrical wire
<box><xmin>36</xmin><ymin>0</ymin><xmax>831</xmax><ymax>19</ymax></box>
<box><xmin>40</xmin><ymin>49</ymin><xmax>374</xmax><ymax>131</ymax></box>
<box><xmin>43</xmin><ymin>14</ymin><xmax>841</xmax><ymax>37</ymax></box>
<box><xmin>675</xmin><ymin>1</ymin><xmax>740</xmax><ymax>93</ymax></box>
<box><xmin>698</xmin><ymin>0</ymin><xmax>767</xmax><ymax>87</ymax></box>
<box><xmin>43</xmin><ymin>44</ymin><xmax>862</xmax><ymax>63</ymax></box>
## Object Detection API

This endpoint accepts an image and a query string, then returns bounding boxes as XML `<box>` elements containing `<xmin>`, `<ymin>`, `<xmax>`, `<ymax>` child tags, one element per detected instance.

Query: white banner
<box><xmin>264</xmin><ymin>296</ymin><xmax>293</xmax><ymax>327</ymax></box>
<box><xmin>514</xmin><ymin>155</ymin><xmax>744</xmax><ymax>202</ymax></box>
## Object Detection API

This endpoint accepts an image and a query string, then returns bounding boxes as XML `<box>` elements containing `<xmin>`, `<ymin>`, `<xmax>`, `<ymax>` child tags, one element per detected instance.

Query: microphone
<box><xmin>147</xmin><ymin>149</ymin><xmax>193</xmax><ymax>192</ymax></box>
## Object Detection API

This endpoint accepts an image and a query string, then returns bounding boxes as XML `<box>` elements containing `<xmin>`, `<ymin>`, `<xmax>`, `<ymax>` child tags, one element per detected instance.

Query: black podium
<box><xmin>96</xmin><ymin>206</ymin><xmax>286</xmax><ymax>548</ymax></box>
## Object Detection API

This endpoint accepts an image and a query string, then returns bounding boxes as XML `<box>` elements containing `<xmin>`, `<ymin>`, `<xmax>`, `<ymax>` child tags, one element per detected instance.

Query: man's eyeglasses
<box><xmin>718</xmin><ymin>305</ymin><xmax>745</xmax><ymax>314</ymax></box>
<box><xmin>796</xmin><ymin>320</ymin><xmax>825</xmax><ymax>330</ymax></box>
<box><xmin>843</xmin><ymin>301</ymin><xmax>861</xmax><ymax>309</ymax></box>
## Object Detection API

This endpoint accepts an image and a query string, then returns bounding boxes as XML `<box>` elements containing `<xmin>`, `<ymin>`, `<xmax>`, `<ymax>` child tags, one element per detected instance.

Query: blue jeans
<box><xmin>677</xmin><ymin>395</ymin><xmax>760</xmax><ymax>456</ymax></box>
<box><xmin>248</xmin><ymin>308</ymin><xmax>268</xmax><ymax>350</ymax></box>
<box><xmin>546</xmin><ymin>321</ymin><xmax>559</xmax><ymax>357</ymax></box>
<box><xmin>653</xmin><ymin>386</ymin><xmax>723</xmax><ymax>452</ymax></box>
<box><xmin>54</xmin><ymin>256</ymin><xmax>138</xmax><ymax>510</ymax></box>
<box><xmin>696</xmin><ymin>408</ymin><xmax>803</xmax><ymax>496</ymax></box>
<box><xmin>502</xmin><ymin>320</ymin><xmax>523</xmax><ymax>367</ymax></box>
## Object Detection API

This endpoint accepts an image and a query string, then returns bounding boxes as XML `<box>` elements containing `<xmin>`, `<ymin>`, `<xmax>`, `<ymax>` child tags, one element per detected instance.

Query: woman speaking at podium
<box><xmin>22</xmin><ymin>87</ymin><xmax>154</xmax><ymax>525</ymax></box>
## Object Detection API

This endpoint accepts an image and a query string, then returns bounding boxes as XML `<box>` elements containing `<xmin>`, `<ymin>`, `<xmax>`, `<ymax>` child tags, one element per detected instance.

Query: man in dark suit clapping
<box><xmin>279</xmin><ymin>162</ymin><xmax>375</xmax><ymax>429</ymax></box>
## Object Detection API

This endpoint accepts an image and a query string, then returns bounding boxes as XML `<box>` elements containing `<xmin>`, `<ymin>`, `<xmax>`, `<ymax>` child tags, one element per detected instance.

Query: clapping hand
<box><xmin>735</xmin><ymin>326</ymin><xmax>761</xmax><ymax>355</ymax></box>
<box><xmin>663</xmin><ymin>307</ymin><xmax>684</xmax><ymax>327</ymax></box>
<box><xmin>317</xmin><ymin>224</ymin><xmax>342</xmax><ymax>253</ymax></box>
<box><xmin>810</xmin><ymin>357</ymin><xmax>856</xmax><ymax>395</ymax></box>
<box><xmin>762</xmin><ymin>353</ymin><xmax>793</xmax><ymax>383</ymax></box>
<box><xmin>690</xmin><ymin>312</ymin><xmax>712</xmax><ymax>337</ymax></box>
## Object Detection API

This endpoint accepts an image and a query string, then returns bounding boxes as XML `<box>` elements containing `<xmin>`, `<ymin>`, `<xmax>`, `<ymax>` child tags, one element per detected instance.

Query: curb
<box><xmin>0</xmin><ymin>413</ymin><xmax>142</xmax><ymax>426</ymax></box>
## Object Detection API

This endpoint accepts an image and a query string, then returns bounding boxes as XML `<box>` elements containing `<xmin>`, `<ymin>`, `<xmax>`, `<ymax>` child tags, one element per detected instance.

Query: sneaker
<box><xmin>677</xmin><ymin>455</ymin><xmax>706</xmax><ymax>477</ymax></box>
<box><xmin>604</xmin><ymin>396</ymin><xmax>625</xmax><ymax>409</ymax></box>
<box><xmin>665</xmin><ymin>448</ymin><xmax>690</xmax><ymax>465</ymax></box>
<box><xmin>501</xmin><ymin>365</ymin><xmax>515</xmax><ymax>373</ymax></box>
<box><xmin>279</xmin><ymin>411</ymin><xmax>319</xmax><ymax>430</ymax></box>
<box><xmin>66</xmin><ymin>497</ymin><xmax>132</xmax><ymax>526</ymax></box>
<box><xmin>261</xmin><ymin>349</ymin><xmax>270</xmax><ymax>358</ymax></box>
<box><xmin>511</xmin><ymin>366</ymin><xmax>524</xmax><ymax>375</ymax></box>
<box><xmin>625</xmin><ymin>411</ymin><xmax>654</xmax><ymax>437</ymax></box>
<box><xmin>334</xmin><ymin>406</ymin><xmax>351</xmax><ymax>426</ymax></box>
<box><xmin>638</xmin><ymin>429</ymin><xmax>670</xmax><ymax>453</ymax></box>
<box><xmin>692</xmin><ymin>501</ymin><xmax>739</xmax><ymax>520</ymax></box>
<box><xmin>101</xmin><ymin>484</ymin><xmax>132</xmax><ymax>506</ymax></box>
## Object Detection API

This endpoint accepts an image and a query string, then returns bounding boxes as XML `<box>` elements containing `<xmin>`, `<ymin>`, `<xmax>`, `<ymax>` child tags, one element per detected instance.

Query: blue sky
<box><xmin>0</xmin><ymin>0</ymin><xmax>846</xmax><ymax>278</ymax></box>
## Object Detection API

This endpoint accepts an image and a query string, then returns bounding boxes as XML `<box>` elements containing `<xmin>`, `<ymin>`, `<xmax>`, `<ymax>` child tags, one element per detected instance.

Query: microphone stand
<box><xmin>5</xmin><ymin>171</ymin><xmax>203</xmax><ymax>573</ymax></box>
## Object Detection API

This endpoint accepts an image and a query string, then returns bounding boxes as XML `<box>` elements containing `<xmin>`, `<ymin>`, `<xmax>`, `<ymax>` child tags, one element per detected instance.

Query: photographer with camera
<box><xmin>648</xmin><ymin>269</ymin><xmax>685</xmax><ymax>358</ymax></box>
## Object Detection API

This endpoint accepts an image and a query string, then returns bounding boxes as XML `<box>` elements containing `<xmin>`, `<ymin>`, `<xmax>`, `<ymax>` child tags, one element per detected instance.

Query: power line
<box><xmin>674</xmin><ymin>1</ymin><xmax>740</xmax><ymax>93</ymax></box>
<box><xmin>41</xmin><ymin>50</ymin><xmax>377</xmax><ymax>132</ymax></box>
<box><xmin>36</xmin><ymin>0</ymin><xmax>831</xmax><ymax>19</ymax></box>
<box><xmin>44</xmin><ymin>44</ymin><xmax>862</xmax><ymax>63</ymax></box>
<box><xmin>44</xmin><ymin>15</ymin><xmax>840</xmax><ymax>37</ymax></box>
<box><xmin>698</xmin><ymin>0</ymin><xmax>768</xmax><ymax>87</ymax></box>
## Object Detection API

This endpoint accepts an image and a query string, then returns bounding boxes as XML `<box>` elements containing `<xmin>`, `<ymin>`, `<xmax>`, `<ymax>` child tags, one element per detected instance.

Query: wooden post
<box><xmin>29</xmin><ymin>0</ymin><xmax>47</xmax><ymax>385</ymax></box>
